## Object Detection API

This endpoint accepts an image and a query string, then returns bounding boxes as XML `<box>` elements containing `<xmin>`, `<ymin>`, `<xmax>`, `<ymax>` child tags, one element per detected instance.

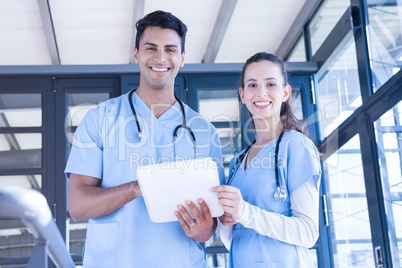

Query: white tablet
<box><xmin>136</xmin><ymin>157</ymin><xmax>224</xmax><ymax>223</ymax></box>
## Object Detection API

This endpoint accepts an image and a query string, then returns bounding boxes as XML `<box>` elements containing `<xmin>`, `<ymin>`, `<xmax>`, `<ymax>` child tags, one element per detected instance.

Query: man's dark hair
<box><xmin>135</xmin><ymin>10</ymin><xmax>187</xmax><ymax>53</ymax></box>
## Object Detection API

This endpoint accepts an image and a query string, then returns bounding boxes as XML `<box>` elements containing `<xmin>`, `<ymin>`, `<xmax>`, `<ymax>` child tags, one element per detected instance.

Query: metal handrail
<box><xmin>0</xmin><ymin>186</ymin><xmax>75</xmax><ymax>268</ymax></box>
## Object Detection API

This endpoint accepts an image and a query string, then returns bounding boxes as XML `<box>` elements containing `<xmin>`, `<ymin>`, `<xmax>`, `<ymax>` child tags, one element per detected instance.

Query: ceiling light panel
<box><xmin>144</xmin><ymin>0</ymin><xmax>222</xmax><ymax>63</ymax></box>
<box><xmin>49</xmin><ymin>0</ymin><xmax>135</xmax><ymax>64</ymax></box>
<box><xmin>0</xmin><ymin>1</ymin><xmax>52</xmax><ymax>65</ymax></box>
<box><xmin>215</xmin><ymin>0</ymin><xmax>306</xmax><ymax>63</ymax></box>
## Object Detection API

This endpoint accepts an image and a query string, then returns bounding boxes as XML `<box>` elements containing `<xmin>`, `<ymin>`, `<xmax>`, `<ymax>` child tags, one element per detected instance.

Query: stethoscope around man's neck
<box><xmin>128</xmin><ymin>88</ymin><xmax>196</xmax><ymax>158</ymax></box>
<box><xmin>227</xmin><ymin>131</ymin><xmax>287</xmax><ymax>202</ymax></box>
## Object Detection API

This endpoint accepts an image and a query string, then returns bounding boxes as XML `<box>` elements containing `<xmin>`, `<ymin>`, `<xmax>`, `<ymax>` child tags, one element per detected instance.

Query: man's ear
<box><xmin>180</xmin><ymin>51</ymin><xmax>186</xmax><ymax>67</ymax></box>
<box><xmin>134</xmin><ymin>47</ymin><xmax>139</xmax><ymax>64</ymax></box>
<box><xmin>239</xmin><ymin>87</ymin><xmax>245</xmax><ymax>104</ymax></box>
<box><xmin>283</xmin><ymin>85</ymin><xmax>292</xmax><ymax>102</ymax></box>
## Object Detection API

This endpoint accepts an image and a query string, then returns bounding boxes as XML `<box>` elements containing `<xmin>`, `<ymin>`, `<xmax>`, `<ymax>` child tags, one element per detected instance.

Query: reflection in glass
<box><xmin>0</xmin><ymin>133</ymin><xmax>41</xmax><ymax>169</ymax></box>
<box><xmin>205</xmin><ymin>227</ymin><xmax>228</xmax><ymax>267</ymax></box>
<box><xmin>199</xmin><ymin>90</ymin><xmax>240</xmax><ymax>122</ymax></box>
<box><xmin>324</xmin><ymin>135</ymin><xmax>375</xmax><ymax>267</ymax></box>
<box><xmin>199</xmin><ymin>89</ymin><xmax>242</xmax><ymax>179</ymax></box>
<box><xmin>66</xmin><ymin>93</ymin><xmax>110</xmax><ymax>150</ymax></box>
<box><xmin>0</xmin><ymin>94</ymin><xmax>42</xmax><ymax>127</ymax></box>
<box><xmin>375</xmin><ymin>100</ymin><xmax>402</xmax><ymax>267</ymax></box>
<box><xmin>198</xmin><ymin>89</ymin><xmax>241</xmax><ymax>266</ymax></box>
<box><xmin>308</xmin><ymin>0</ymin><xmax>350</xmax><ymax>55</ymax></box>
<box><xmin>290</xmin><ymin>86</ymin><xmax>303</xmax><ymax>120</ymax></box>
<box><xmin>287</xmin><ymin>35</ymin><xmax>306</xmax><ymax>62</ymax></box>
<box><xmin>0</xmin><ymin>175</ymin><xmax>42</xmax><ymax>191</ymax></box>
<box><xmin>207</xmin><ymin>251</ymin><xmax>228</xmax><ymax>268</ymax></box>
<box><xmin>65</xmin><ymin>93</ymin><xmax>109</xmax><ymax>261</ymax></box>
<box><xmin>0</xmin><ymin>174</ymin><xmax>42</xmax><ymax>264</ymax></box>
<box><xmin>0</xmin><ymin>219</ymin><xmax>35</xmax><ymax>261</ymax></box>
<box><xmin>367</xmin><ymin>2</ymin><xmax>402</xmax><ymax>91</ymax></box>
<box><xmin>69</xmin><ymin>219</ymin><xmax>88</xmax><ymax>258</ymax></box>
<box><xmin>317</xmin><ymin>32</ymin><xmax>361</xmax><ymax>138</ymax></box>
<box><xmin>66</xmin><ymin>93</ymin><xmax>110</xmax><ymax>127</ymax></box>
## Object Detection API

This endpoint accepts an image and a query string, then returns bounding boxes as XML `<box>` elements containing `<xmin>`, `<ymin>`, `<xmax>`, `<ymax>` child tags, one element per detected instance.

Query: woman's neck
<box><xmin>253</xmin><ymin>118</ymin><xmax>283</xmax><ymax>146</ymax></box>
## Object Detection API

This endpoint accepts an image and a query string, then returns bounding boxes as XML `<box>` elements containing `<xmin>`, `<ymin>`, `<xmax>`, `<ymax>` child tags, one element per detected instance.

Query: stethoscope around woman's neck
<box><xmin>128</xmin><ymin>88</ymin><xmax>196</xmax><ymax>158</ymax></box>
<box><xmin>227</xmin><ymin>131</ymin><xmax>287</xmax><ymax>202</ymax></box>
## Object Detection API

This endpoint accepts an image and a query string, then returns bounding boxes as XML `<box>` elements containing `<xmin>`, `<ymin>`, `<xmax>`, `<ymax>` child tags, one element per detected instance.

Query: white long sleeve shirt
<box><xmin>219</xmin><ymin>177</ymin><xmax>319</xmax><ymax>249</ymax></box>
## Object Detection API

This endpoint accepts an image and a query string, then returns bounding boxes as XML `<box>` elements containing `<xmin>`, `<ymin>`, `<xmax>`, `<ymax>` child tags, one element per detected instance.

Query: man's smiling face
<box><xmin>134</xmin><ymin>26</ymin><xmax>185</xmax><ymax>91</ymax></box>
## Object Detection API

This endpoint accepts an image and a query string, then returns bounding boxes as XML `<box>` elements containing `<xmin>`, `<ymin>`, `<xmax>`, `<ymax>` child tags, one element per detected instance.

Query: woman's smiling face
<box><xmin>239</xmin><ymin>60</ymin><xmax>291</xmax><ymax>122</ymax></box>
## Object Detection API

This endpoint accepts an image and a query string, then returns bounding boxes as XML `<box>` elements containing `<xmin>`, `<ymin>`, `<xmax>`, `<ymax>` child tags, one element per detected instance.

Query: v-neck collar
<box><xmin>243</xmin><ymin>135</ymin><xmax>280</xmax><ymax>171</ymax></box>
<box><xmin>130</xmin><ymin>91</ymin><xmax>182</xmax><ymax>125</ymax></box>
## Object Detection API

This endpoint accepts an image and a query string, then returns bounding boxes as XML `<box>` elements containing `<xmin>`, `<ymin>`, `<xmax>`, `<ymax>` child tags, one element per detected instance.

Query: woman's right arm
<box><xmin>233</xmin><ymin>177</ymin><xmax>319</xmax><ymax>248</ymax></box>
<box><xmin>212</xmin><ymin>178</ymin><xmax>319</xmax><ymax>248</ymax></box>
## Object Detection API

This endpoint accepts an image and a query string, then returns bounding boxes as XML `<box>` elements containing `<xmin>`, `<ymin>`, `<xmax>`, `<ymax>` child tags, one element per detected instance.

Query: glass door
<box><xmin>55</xmin><ymin>77</ymin><xmax>120</xmax><ymax>266</ymax></box>
<box><xmin>374</xmin><ymin>100</ymin><xmax>402</xmax><ymax>267</ymax></box>
<box><xmin>0</xmin><ymin>79</ymin><xmax>47</xmax><ymax>268</ymax></box>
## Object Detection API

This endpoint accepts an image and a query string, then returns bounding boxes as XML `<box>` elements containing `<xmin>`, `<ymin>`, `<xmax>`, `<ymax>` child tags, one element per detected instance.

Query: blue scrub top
<box><xmin>65</xmin><ymin>91</ymin><xmax>225</xmax><ymax>268</ymax></box>
<box><xmin>228</xmin><ymin>130</ymin><xmax>321</xmax><ymax>268</ymax></box>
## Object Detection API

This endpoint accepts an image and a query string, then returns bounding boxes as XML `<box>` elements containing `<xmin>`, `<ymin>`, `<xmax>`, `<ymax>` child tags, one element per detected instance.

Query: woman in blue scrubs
<box><xmin>212</xmin><ymin>52</ymin><xmax>321</xmax><ymax>267</ymax></box>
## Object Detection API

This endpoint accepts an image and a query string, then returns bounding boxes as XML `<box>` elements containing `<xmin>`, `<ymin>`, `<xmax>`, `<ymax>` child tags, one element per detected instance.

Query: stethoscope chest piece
<box><xmin>274</xmin><ymin>187</ymin><xmax>287</xmax><ymax>202</ymax></box>
<box><xmin>228</xmin><ymin>131</ymin><xmax>288</xmax><ymax>202</ymax></box>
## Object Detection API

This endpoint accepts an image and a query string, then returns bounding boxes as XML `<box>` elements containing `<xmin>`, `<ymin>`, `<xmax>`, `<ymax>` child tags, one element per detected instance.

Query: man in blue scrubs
<box><xmin>65</xmin><ymin>10</ymin><xmax>224</xmax><ymax>267</ymax></box>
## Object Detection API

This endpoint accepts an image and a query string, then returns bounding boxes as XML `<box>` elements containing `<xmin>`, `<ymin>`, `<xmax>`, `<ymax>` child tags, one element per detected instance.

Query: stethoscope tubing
<box><xmin>128</xmin><ymin>89</ymin><xmax>196</xmax><ymax>158</ymax></box>
<box><xmin>227</xmin><ymin>131</ymin><xmax>285</xmax><ymax>195</ymax></box>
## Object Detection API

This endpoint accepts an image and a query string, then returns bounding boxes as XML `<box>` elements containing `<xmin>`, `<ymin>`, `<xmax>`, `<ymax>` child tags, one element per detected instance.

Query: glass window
<box><xmin>0</xmin><ymin>174</ymin><xmax>42</xmax><ymax>266</ymax></box>
<box><xmin>206</xmin><ymin>231</ymin><xmax>229</xmax><ymax>268</ymax></box>
<box><xmin>367</xmin><ymin>1</ymin><xmax>402</xmax><ymax>91</ymax></box>
<box><xmin>199</xmin><ymin>89</ymin><xmax>242</xmax><ymax>179</ymax></box>
<box><xmin>198</xmin><ymin>88</ymin><xmax>242</xmax><ymax>266</ymax></box>
<box><xmin>287</xmin><ymin>35</ymin><xmax>306</xmax><ymax>62</ymax></box>
<box><xmin>0</xmin><ymin>92</ymin><xmax>43</xmax><ymax>267</ymax></box>
<box><xmin>65</xmin><ymin>93</ymin><xmax>110</xmax><ymax>150</ymax></box>
<box><xmin>0</xmin><ymin>175</ymin><xmax>42</xmax><ymax>191</ymax></box>
<box><xmin>290</xmin><ymin>86</ymin><xmax>303</xmax><ymax>120</ymax></box>
<box><xmin>0</xmin><ymin>133</ymin><xmax>42</xmax><ymax>169</ymax></box>
<box><xmin>0</xmin><ymin>219</ymin><xmax>35</xmax><ymax>261</ymax></box>
<box><xmin>69</xmin><ymin>219</ymin><xmax>88</xmax><ymax>259</ymax></box>
<box><xmin>66</xmin><ymin>93</ymin><xmax>110</xmax><ymax>127</ymax></box>
<box><xmin>308</xmin><ymin>0</ymin><xmax>351</xmax><ymax>56</ymax></box>
<box><xmin>65</xmin><ymin>92</ymin><xmax>110</xmax><ymax>260</ymax></box>
<box><xmin>317</xmin><ymin>32</ymin><xmax>361</xmax><ymax>138</ymax></box>
<box><xmin>0</xmin><ymin>94</ymin><xmax>42</xmax><ymax>127</ymax></box>
<box><xmin>323</xmin><ymin>135</ymin><xmax>375</xmax><ymax>267</ymax></box>
<box><xmin>374</xmin><ymin>100</ymin><xmax>402</xmax><ymax>267</ymax></box>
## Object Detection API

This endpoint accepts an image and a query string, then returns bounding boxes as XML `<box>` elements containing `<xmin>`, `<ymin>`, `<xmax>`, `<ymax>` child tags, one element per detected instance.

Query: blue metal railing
<box><xmin>0</xmin><ymin>186</ymin><xmax>75</xmax><ymax>268</ymax></box>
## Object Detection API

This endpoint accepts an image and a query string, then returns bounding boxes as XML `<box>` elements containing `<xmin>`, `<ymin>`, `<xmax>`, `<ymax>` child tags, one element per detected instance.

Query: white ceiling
<box><xmin>0</xmin><ymin>0</ymin><xmax>319</xmax><ymax>66</ymax></box>
<box><xmin>0</xmin><ymin>1</ymin><xmax>51</xmax><ymax>65</ymax></box>
<box><xmin>215</xmin><ymin>0</ymin><xmax>306</xmax><ymax>63</ymax></box>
